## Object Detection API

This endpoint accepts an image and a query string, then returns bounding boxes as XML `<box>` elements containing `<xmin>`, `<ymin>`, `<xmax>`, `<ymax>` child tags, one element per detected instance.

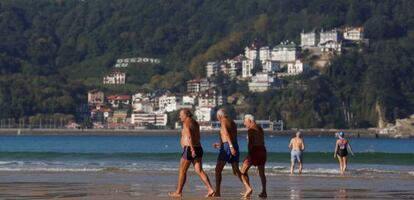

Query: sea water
<box><xmin>0</xmin><ymin>134</ymin><xmax>413</xmax><ymax>177</ymax></box>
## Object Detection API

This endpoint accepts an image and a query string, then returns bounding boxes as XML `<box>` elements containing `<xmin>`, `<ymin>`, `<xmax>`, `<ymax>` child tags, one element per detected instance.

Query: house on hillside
<box><xmin>103</xmin><ymin>71</ymin><xmax>126</xmax><ymax>85</ymax></box>
<box><xmin>198</xmin><ymin>89</ymin><xmax>225</xmax><ymax>108</ymax></box>
<box><xmin>287</xmin><ymin>60</ymin><xmax>310</xmax><ymax>75</ymax></box>
<box><xmin>195</xmin><ymin>107</ymin><xmax>215</xmax><ymax>122</ymax></box>
<box><xmin>88</xmin><ymin>90</ymin><xmax>104</xmax><ymax>105</ymax></box>
<box><xmin>186</xmin><ymin>78</ymin><xmax>216</xmax><ymax>94</ymax></box>
<box><xmin>320</xmin><ymin>29</ymin><xmax>341</xmax><ymax>44</ymax></box>
<box><xmin>343</xmin><ymin>27</ymin><xmax>364</xmax><ymax>41</ymax></box>
<box><xmin>131</xmin><ymin>111</ymin><xmax>167</xmax><ymax>127</ymax></box>
<box><xmin>301</xmin><ymin>30</ymin><xmax>319</xmax><ymax>48</ymax></box>
<box><xmin>107</xmin><ymin>95</ymin><xmax>131</xmax><ymax>108</ymax></box>
<box><xmin>271</xmin><ymin>41</ymin><xmax>299</xmax><ymax>62</ymax></box>
<box><xmin>248</xmin><ymin>72</ymin><xmax>277</xmax><ymax>92</ymax></box>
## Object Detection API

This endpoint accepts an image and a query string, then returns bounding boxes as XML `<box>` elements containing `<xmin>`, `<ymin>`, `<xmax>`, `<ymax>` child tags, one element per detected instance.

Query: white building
<box><xmin>182</xmin><ymin>95</ymin><xmax>196</xmax><ymax>105</ymax></box>
<box><xmin>301</xmin><ymin>30</ymin><xmax>319</xmax><ymax>47</ymax></box>
<box><xmin>244</xmin><ymin>46</ymin><xmax>258</xmax><ymax>60</ymax></box>
<box><xmin>106</xmin><ymin>95</ymin><xmax>131</xmax><ymax>108</ymax></box>
<box><xmin>132</xmin><ymin>93</ymin><xmax>151</xmax><ymax>103</ymax></box>
<box><xmin>224</xmin><ymin>55</ymin><xmax>243</xmax><ymax>78</ymax></box>
<box><xmin>133</xmin><ymin>101</ymin><xmax>154</xmax><ymax>113</ymax></box>
<box><xmin>320</xmin><ymin>29</ymin><xmax>341</xmax><ymax>44</ymax></box>
<box><xmin>195</xmin><ymin>107</ymin><xmax>215</xmax><ymax>122</ymax></box>
<box><xmin>271</xmin><ymin>41</ymin><xmax>298</xmax><ymax>62</ymax></box>
<box><xmin>187</xmin><ymin>78</ymin><xmax>216</xmax><ymax>94</ymax></box>
<box><xmin>259</xmin><ymin>46</ymin><xmax>271</xmax><ymax>61</ymax></box>
<box><xmin>287</xmin><ymin>60</ymin><xmax>310</xmax><ymax>75</ymax></box>
<box><xmin>319</xmin><ymin>40</ymin><xmax>342</xmax><ymax>54</ymax></box>
<box><xmin>206</xmin><ymin>62</ymin><xmax>219</xmax><ymax>78</ymax></box>
<box><xmin>242</xmin><ymin>59</ymin><xmax>254</xmax><ymax>78</ymax></box>
<box><xmin>343</xmin><ymin>27</ymin><xmax>364</xmax><ymax>41</ymax></box>
<box><xmin>88</xmin><ymin>90</ymin><xmax>104</xmax><ymax>105</ymax></box>
<box><xmin>261</xmin><ymin>60</ymin><xmax>280</xmax><ymax>73</ymax></box>
<box><xmin>198</xmin><ymin>89</ymin><xmax>225</xmax><ymax>108</ymax></box>
<box><xmin>131</xmin><ymin>111</ymin><xmax>167</xmax><ymax>127</ymax></box>
<box><xmin>158</xmin><ymin>95</ymin><xmax>182</xmax><ymax>112</ymax></box>
<box><xmin>103</xmin><ymin>71</ymin><xmax>126</xmax><ymax>85</ymax></box>
<box><xmin>248</xmin><ymin>72</ymin><xmax>275</xmax><ymax>92</ymax></box>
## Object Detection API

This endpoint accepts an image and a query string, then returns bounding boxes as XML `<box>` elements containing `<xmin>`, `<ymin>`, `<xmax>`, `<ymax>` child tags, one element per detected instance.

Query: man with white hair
<box><xmin>212</xmin><ymin>108</ymin><xmax>249</xmax><ymax>197</ymax></box>
<box><xmin>289</xmin><ymin>131</ymin><xmax>305</xmax><ymax>174</ymax></box>
<box><xmin>241</xmin><ymin>114</ymin><xmax>267</xmax><ymax>198</ymax></box>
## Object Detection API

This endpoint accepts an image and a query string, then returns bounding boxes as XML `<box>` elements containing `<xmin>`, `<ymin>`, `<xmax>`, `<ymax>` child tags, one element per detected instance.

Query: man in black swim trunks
<box><xmin>169</xmin><ymin>108</ymin><xmax>215</xmax><ymax>197</ymax></box>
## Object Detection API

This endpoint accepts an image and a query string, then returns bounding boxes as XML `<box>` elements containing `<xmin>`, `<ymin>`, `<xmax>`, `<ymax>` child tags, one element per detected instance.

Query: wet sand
<box><xmin>1</xmin><ymin>171</ymin><xmax>413</xmax><ymax>199</ymax></box>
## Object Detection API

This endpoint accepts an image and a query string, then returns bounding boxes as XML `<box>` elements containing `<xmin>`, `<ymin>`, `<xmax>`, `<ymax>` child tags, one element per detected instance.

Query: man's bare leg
<box><xmin>257</xmin><ymin>165</ymin><xmax>267</xmax><ymax>198</ymax></box>
<box><xmin>240</xmin><ymin>161</ymin><xmax>252</xmax><ymax>197</ymax></box>
<box><xmin>193</xmin><ymin>158</ymin><xmax>215</xmax><ymax>197</ymax></box>
<box><xmin>290</xmin><ymin>160</ymin><xmax>295</xmax><ymax>174</ymax></box>
<box><xmin>231</xmin><ymin>162</ymin><xmax>252</xmax><ymax>198</ymax></box>
<box><xmin>298</xmin><ymin>161</ymin><xmax>303</xmax><ymax>174</ymax></box>
<box><xmin>214</xmin><ymin>160</ymin><xmax>226</xmax><ymax>197</ymax></box>
<box><xmin>169</xmin><ymin>158</ymin><xmax>191</xmax><ymax>197</ymax></box>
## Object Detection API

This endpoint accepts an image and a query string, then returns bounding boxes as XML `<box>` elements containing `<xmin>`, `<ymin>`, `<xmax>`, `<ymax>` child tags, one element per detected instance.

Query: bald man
<box><xmin>212</xmin><ymin>108</ymin><xmax>250</xmax><ymax>197</ymax></box>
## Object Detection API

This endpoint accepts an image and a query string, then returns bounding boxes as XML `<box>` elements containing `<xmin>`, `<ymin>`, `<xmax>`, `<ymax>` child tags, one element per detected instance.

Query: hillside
<box><xmin>0</xmin><ymin>0</ymin><xmax>413</xmax><ymax>128</ymax></box>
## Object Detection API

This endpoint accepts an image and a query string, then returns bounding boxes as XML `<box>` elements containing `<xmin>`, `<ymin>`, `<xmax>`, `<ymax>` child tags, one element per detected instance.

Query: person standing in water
<box><xmin>334</xmin><ymin>131</ymin><xmax>354</xmax><ymax>175</ymax></box>
<box><xmin>288</xmin><ymin>132</ymin><xmax>305</xmax><ymax>174</ymax></box>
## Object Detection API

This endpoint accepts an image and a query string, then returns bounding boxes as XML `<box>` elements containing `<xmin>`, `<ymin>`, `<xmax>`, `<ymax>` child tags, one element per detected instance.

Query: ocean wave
<box><xmin>1</xmin><ymin>152</ymin><xmax>414</xmax><ymax>165</ymax></box>
<box><xmin>0</xmin><ymin>167</ymin><xmax>103</xmax><ymax>172</ymax></box>
<box><xmin>0</xmin><ymin>165</ymin><xmax>411</xmax><ymax>177</ymax></box>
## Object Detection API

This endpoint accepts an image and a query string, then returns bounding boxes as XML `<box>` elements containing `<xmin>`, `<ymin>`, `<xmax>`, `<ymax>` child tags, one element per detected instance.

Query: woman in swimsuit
<box><xmin>334</xmin><ymin>132</ymin><xmax>354</xmax><ymax>175</ymax></box>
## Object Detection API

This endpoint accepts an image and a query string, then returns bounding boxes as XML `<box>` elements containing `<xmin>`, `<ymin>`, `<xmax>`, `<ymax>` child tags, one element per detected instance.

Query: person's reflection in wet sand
<box><xmin>289</xmin><ymin>188</ymin><xmax>302</xmax><ymax>200</ymax></box>
<box><xmin>335</xmin><ymin>188</ymin><xmax>348</xmax><ymax>199</ymax></box>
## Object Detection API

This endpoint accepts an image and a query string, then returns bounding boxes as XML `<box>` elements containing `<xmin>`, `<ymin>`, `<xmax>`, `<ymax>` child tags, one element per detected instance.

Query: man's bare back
<box><xmin>248</xmin><ymin>125</ymin><xmax>265</xmax><ymax>147</ymax></box>
<box><xmin>289</xmin><ymin>137</ymin><xmax>304</xmax><ymax>151</ymax></box>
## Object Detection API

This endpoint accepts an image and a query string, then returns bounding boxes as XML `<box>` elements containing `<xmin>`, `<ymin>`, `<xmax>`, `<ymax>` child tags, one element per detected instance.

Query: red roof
<box><xmin>92</xmin><ymin>107</ymin><xmax>113</xmax><ymax>113</ymax></box>
<box><xmin>107</xmin><ymin>95</ymin><xmax>131</xmax><ymax>101</ymax></box>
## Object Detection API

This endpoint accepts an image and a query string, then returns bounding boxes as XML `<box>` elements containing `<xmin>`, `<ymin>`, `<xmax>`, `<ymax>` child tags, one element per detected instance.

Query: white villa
<box><xmin>158</xmin><ymin>94</ymin><xmax>182</xmax><ymax>112</ymax></box>
<box><xmin>301</xmin><ymin>30</ymin><xmax>319</xmax><ymax>48</ymax></box>
<box><xmin>103</xmin><ymin>71</ymin><xmax>126</xmax><ymax>85</ymax></box>
<box><xmin>320</xmin><ymin>29</ymin><xmax>341</xmax><ymax>44</ymax></box>
<box><xmin>195</xmin><ymin>107</ymin><xmax>215</xmax><ymax>122</ymax></box>
<box><xmin>131</xmin><ymin>111</ymin><xmax>167</xmax><ymax>127</ymax></box>
<box><xmin>271</xmin><ymin>41</ymin><xmax>299</xmax><ymax>62</ymax></box>
<box><xmin>248</xmin><ymin>72</ymin><xmax>275</xmax><ymax>92</ymax></box>
<box><xmin>287</xmin><ymin>60</ymin><xmax>310</xmax><ymax>75</ymax></box>
<box><xmin>343</xmin><ymin>27</ymin><xmax>364</xmax><ymax>41</ymax></box>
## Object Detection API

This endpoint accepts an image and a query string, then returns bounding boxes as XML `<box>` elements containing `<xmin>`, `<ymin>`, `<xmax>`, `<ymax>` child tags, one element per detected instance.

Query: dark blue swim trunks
<box><xmin>217</xmin><ymin>142</ymin><xmax>239</xmax><ymax>163</ymax></box>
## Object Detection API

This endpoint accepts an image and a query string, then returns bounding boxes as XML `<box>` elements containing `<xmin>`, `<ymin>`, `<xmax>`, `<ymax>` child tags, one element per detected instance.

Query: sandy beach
<box><xmin>1</xmin><ymin>170</ymin><xmax>413</xmax><ymax>199</ymax></box>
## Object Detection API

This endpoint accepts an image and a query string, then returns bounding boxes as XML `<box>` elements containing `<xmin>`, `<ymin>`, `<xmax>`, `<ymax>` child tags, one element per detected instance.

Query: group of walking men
<box><xmin>168</xmin><ymin>108</ymin><xmax>354</xmax><ymax>198</ymax></box>
<box><xmin>168</xmin><ymin>108</ymin><xmax>267</xmax><ymax>198</ymax></box>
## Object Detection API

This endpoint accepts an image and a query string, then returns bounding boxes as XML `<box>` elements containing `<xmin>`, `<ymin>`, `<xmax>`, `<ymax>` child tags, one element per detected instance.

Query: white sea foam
<box><xmin>0</xmin><ymin>161</ymin><xmax>15</xmax><ymax>165</ymax></box>
<box><xmin>0</xmin><ymin>167</ymin><xmax>103</xmax><ymax>172</ymax></box>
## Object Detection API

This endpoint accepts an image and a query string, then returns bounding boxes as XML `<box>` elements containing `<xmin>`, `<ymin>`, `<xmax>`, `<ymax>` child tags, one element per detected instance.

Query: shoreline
<box><xmin>0</xmin><ymin>128</ymin><xmax>410</xmax><ymax>138</ymax></box>
<box><xmin>0</xmin><ymin>171</ymin><xmax>413</xmax><ymax>199</ymax></box>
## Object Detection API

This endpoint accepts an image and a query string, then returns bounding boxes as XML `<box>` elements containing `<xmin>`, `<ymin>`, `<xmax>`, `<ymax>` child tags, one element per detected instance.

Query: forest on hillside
<box><xmin>0</xmin><ymin>0</ymin><xmax>413</xmax><ymax>128</ymax></box>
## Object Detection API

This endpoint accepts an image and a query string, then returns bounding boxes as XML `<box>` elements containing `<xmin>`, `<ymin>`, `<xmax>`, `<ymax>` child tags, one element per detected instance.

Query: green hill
<box><xmin>0</xmin><ymin>0</ymin><xmax>413</xmax><ymax>128</ymax></box>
